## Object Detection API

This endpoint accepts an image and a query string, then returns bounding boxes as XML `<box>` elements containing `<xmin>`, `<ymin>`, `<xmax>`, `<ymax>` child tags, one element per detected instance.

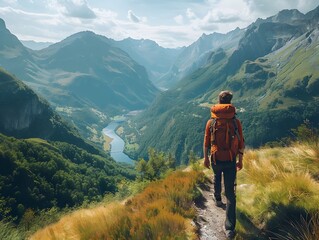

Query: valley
<box><xmin>0</xmin><ymin>3</ymin><xmax>319</xmax><ymax>239</ymax></box>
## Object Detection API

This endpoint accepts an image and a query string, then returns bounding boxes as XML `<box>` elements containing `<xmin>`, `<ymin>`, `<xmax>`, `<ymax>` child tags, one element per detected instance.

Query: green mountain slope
<box><xmin>0</xmin><ymin>68</ymin><xmax>98</xmax><ymax>153</ymax></box>
<box><xmin>123</xmin><ymin>6</ymin><xmax>319</xmax><ymax>164</ymax></box>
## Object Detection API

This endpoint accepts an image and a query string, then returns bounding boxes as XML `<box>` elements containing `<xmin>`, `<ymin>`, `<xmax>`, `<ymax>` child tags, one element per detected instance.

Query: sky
<box><xmin>0</xmin><ymin>0</ymin><xmax>318</xmax><ymax>48</ymax></box>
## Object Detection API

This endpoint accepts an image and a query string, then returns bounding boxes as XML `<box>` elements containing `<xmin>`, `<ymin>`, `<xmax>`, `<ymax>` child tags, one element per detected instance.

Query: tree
<box><xmin>136</xmin><ymin>159</ymin><xmax>148</xmax><ymax>180</ymax></box>
<box><xmin>292</xmin><ymin>120</ymin><xmax>319</xmax><ymax>146</ymax></box>
<box><xmin>20</xmin><ymin>208</ymin><xmax>35</xmax><ymax>231</ymax></box>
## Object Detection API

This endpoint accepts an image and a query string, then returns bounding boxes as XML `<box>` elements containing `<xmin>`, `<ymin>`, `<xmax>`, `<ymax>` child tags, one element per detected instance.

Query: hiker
<box><xmin>203</xmin><ymin>90</ymin><xmax>245</xmax><ymax>239</ymax></box>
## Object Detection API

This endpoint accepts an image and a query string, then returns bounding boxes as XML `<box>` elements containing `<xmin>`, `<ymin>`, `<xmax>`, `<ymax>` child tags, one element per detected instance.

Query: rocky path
<box><xmin>195</xmin><ymin>174</ymin><xmax>227</xmax><ymax>240</ymax></box>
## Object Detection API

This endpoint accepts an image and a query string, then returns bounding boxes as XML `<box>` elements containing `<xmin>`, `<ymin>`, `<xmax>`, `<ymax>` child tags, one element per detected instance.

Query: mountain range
<box><xmin>109</xmin><ymin>37</ymin><xmax>183</xmax><ymax>88</ymax></box>
<box><xmin>122</xmin><ymin>6</ymin><xmax>319</xmax><ymax>164</ymax></box>
<box><xmin>0</xmin><ymin>21</ymin><xmax>160</xmax><ymax>141</ymax></box>
<box><xmin>0</xmin><ymin>6</ymin><xmax>319</xmax><ymax>165</ymax></box>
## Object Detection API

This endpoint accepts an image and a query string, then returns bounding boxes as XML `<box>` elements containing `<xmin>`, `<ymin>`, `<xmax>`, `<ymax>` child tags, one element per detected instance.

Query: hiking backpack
<box><xmin>210</xmin><ymin>117</ymin><xmax>241</xmax><ymax>163</ymax></box>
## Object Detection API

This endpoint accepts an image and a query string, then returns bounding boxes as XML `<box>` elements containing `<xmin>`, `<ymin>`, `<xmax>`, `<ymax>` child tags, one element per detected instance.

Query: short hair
<box><xmin>218</xmin><ymin>91</ymin><xmax>233</xmax><ymax>104</ymax></box>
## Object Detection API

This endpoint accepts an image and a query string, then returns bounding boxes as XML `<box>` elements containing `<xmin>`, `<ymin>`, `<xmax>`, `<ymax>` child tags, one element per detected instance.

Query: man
<box><xmin>203</xmin><ymin>90</ymin><xmax>244</xmax><ymax>239</ymax></box>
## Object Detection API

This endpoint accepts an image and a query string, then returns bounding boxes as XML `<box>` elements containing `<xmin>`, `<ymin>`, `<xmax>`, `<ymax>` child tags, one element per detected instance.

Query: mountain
<box><xmin>158</xmin><ymin>27</ymin><xmax>245</xmax><ymax>89</ymax></box>
<box><xmin>0</xmin><ymin>22</ymin><xmax>159</xmax><ymax>143</ymax></box>
<box><xmin>21</xmin><ymin>40</ymin><xmax>53</xmax><ymax>50</ymax></box>
<box><xmin>0</xmin><ymin>19</ymin><xmax>35</xmax><ymax>82</ymax></box>
<box><xmin>0</xmin><ymin>67</ymin><xmax>99</xmax><ymax>153</ymax></box>
<box><xmin>123</xmin><ymin>6</ymin><xmax>319</xmax><ymax>164</ymax></box>
<box><xmin>35</xmin><ymin>31</ymin><xmax>158</xmax><ymax>111</ymax></box>
<box><xmin>110</xmin><ymin>37</ymin><xmax>183</xmax><ymax>88</ymax></box>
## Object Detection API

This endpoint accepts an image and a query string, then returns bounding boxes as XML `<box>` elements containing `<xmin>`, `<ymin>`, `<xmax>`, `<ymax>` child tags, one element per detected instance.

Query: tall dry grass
<box><xmin>236</xmin><ymin>143</ymin><xmax>319</xmax><ymax>239</ymax></box>
<box><xmin>30</xmin><ymin>170</ymin><xmax>205</xmax><ymax>240</ymax></box>
<box><xmin>0</xmin><ymin>220</ymin><xmax>22</xmax><ymax>240</ymax></box>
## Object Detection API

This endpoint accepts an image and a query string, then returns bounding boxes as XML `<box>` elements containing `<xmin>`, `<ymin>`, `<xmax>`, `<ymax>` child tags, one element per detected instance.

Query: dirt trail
<box><xmin>195</xmin><ymin>173</ymin><xmax>227</xmax><ymax>240</ymax></box>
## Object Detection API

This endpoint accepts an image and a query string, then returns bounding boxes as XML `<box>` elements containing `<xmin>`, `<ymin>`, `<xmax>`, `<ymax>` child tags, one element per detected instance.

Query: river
<box><xmin>102</xmin><ymin>121</ymin><xmax>134</xmax><ymax>165</ymax></box>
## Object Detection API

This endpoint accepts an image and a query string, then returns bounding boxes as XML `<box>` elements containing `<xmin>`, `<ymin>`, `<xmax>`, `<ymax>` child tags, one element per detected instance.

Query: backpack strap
<box><xmin>209</xmin><ymin>118</ymin><xmax>217</xmax><ymax>165</ymax></box>
<box><xmin>232</xmin><ymin>117</ymin><xmax>241</xmax><ymax>141</ymax></box>
<box><xmin>209</xmin><ymin>118</ymin><xmax>217</xmax><ymax>143</ymax></box>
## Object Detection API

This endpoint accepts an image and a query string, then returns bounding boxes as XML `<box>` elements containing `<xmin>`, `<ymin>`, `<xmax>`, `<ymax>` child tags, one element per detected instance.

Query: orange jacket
<box><xmin>204</xmin><ymin>104</ymin><xmax>244</xmax><ymax>151</ymax></box>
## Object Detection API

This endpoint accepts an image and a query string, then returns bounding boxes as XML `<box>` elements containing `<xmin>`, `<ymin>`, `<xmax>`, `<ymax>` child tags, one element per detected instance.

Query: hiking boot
<box><xmin>215</xmin><ymin>200</ymin><xmax>223</xmax><ymax>207</ymax></box>
<box><xmin>225</xmin><ymin>229</ymin><xmax>236</xmax><ymax>239</ymax></box>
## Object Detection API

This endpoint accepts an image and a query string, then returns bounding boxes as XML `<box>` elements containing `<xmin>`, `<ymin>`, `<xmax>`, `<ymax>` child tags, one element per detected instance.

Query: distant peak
<box><xmin>65</xmin><ymin>31</ymin><xmax>100</xmax><ymax>42</ymax></box>
<box><xmin>76</xmin><ymin>30</ymin><xmax>96</xmax><ymax>37</ymax></box>
<box><xmin>0</xmin><ymin>18</ymin><xmax>6</xmax><ymax>29</ymax></box>
<box><xmin>277</xmin><ymin>8</ymin><xmax>302</xmax><ymax>16</ymax></box>
<box><xmin>272</xmin><ymin>8</ymin><xmax>304</xmax><ymax>22</ymax></box>
<box><xmin>305</xmin><ymin>5</ymin><xmax>319</xmax><ymax>18</ymax></box>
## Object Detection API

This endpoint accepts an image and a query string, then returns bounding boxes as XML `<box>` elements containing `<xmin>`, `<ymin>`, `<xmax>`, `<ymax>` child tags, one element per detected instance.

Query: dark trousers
<box><xmin>212</xmin><ymin>160</ymin><xmax>237</xmax><ymax>231</ymax></box>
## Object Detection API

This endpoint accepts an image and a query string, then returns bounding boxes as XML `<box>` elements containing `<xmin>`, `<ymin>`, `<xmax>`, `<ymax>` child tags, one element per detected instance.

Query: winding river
<box><xmin>102</xmin><ymin>121</ymin><xmax>134</xmax><ymax>165</ymax></box>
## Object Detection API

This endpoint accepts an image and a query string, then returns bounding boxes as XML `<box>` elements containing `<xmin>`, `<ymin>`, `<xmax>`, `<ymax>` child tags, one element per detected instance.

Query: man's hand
<box><xmin>236</xmin><ymin>154</ymin><xmax>243</xmax><ymax>171</ymax></box>
<box><xmin>204</xmin><ymin>156</ymin><xmax>210</xmax><ymax>169</ymax></box>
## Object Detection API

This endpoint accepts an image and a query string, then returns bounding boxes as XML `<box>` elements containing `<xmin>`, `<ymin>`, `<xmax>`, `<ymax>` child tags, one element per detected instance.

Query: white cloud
<box><xmin>244</xmin><ymin>0</ymin><xmax>319</xmax><ymax>18</ymax></box>
<box><xmin>186</xmin><ymin>8</ymin><xmax>196</xmax><ymax>19</ymax></box>
<box><xmin>0</xmin><ymin>0</ymin><xmax>318</xmax><ymax>48</ymax></box>
<box><xmin>127</xmin><ymin>10</ymin><xmax>140</xmax><ymax>23</ymax></box>
<box><xmin>174</xmin><ymin>15</ymin><xmax>184</xmax><ymax>24</ymax></box>
<box><xmin>48</xmin><ymin>0</ymin><xmax>96</xmax><ymax>19</ymax></box>
<box><xmin>187</xmin><ymin>0</ymin><xmax>252</xmax><ymax>33</ymax></box>
<box><xmin>127</xmin><ymin>10</ymin><xmax>147</xmax><ymax>24</ymax></box>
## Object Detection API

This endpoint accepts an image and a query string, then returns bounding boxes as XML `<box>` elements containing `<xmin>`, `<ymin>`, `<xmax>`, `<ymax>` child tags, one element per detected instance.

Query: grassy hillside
<box><xmin>236</xmin><ymin>142</ymin><xmax>319</xmax><ymax>239</ymax></box>
<box><xmin>227</xmin><ymin>28</ymin><xmax>319</xmax><ymax>110</ymax></box>
<box><xmin>22</xmin><ymin>138</ymin><xmax>319</xmax><ymax>240</ymax></box>
<box><xmin>30</xmin><ymin>170</ymin><xmax>204</xmax><ymax>240</ymax></box>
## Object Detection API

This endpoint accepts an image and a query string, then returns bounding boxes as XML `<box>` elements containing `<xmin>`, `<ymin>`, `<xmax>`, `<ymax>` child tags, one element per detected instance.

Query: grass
<box><xmin>30</xmin><ymin>170</ymin><xmax>206</xmax><ymax>240</ymax></box>
<box><xmin>0</xmin><ymin>221</ymin><xmax>22</xmax><ymax>240</ymax></box>
<box><xmin>236</xmin><ymin>142</ymin><xmax>319</xmax><ymax>239</ymax></box>
<box><xmin>14</xmin><ymin>141</ymin><xmax>319</xmax><ymax>239</ymax></box>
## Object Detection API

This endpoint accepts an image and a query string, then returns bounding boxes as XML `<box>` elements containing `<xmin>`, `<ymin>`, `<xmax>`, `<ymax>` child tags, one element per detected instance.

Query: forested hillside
<box><xmin>0</xmin><ymin>67</ymin><xmax>136</xmax><ymax>225</ymax></box>
<box><xmin>0</xmin><ymin>134</ymin><xmax>135</xmax><ymax>223</ymax></box>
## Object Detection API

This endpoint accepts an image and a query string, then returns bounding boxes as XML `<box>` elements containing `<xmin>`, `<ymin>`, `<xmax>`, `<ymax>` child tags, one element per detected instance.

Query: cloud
<box><xmin>1</xmin><ymin>0</ymin><xmax>318</xmax><ymax>49</ymax></box>
<box><xmin>183</xmin><ymin>1</ymin><xmax>249</xmax><ymax>33</ymax></box>
<box><xmin>127</xmin><ymin>10</ymin><xmax>140</xmax><ymax>23</ymax></box>
<box><xmin>204</xmin><ymin>9</ymin><xmax>242</xmax><ymax>23</ymax></box>
<box><xmin>49</xmin><ymin>0</ymin><xmax>96</xmax><ymax>19</ymax></box>
<box><xmin>243</xmin><ymin>0</ymin><xmax>319</xmax><ymax>17</ymax></box>
<box><xmin>174</xmin><ymin>15</ymin><xmax>184</xmax><ymax>24</ymax></box>
<box><xmin>127</xmin><ymin>10</ymin><xmax>147</xmax><ymax>24</ymax></box>
<box><xmin>186</xmin><ymin>8</ymin><xmax>196</xmax><ymax>19</ymax></box>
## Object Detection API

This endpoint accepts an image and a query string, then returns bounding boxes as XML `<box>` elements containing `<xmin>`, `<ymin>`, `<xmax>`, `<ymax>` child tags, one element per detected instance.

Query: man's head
<box><xmin>218</xmin><ymin>91</ymin><xmax>233</xmax><ymax>104</ymax></box>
